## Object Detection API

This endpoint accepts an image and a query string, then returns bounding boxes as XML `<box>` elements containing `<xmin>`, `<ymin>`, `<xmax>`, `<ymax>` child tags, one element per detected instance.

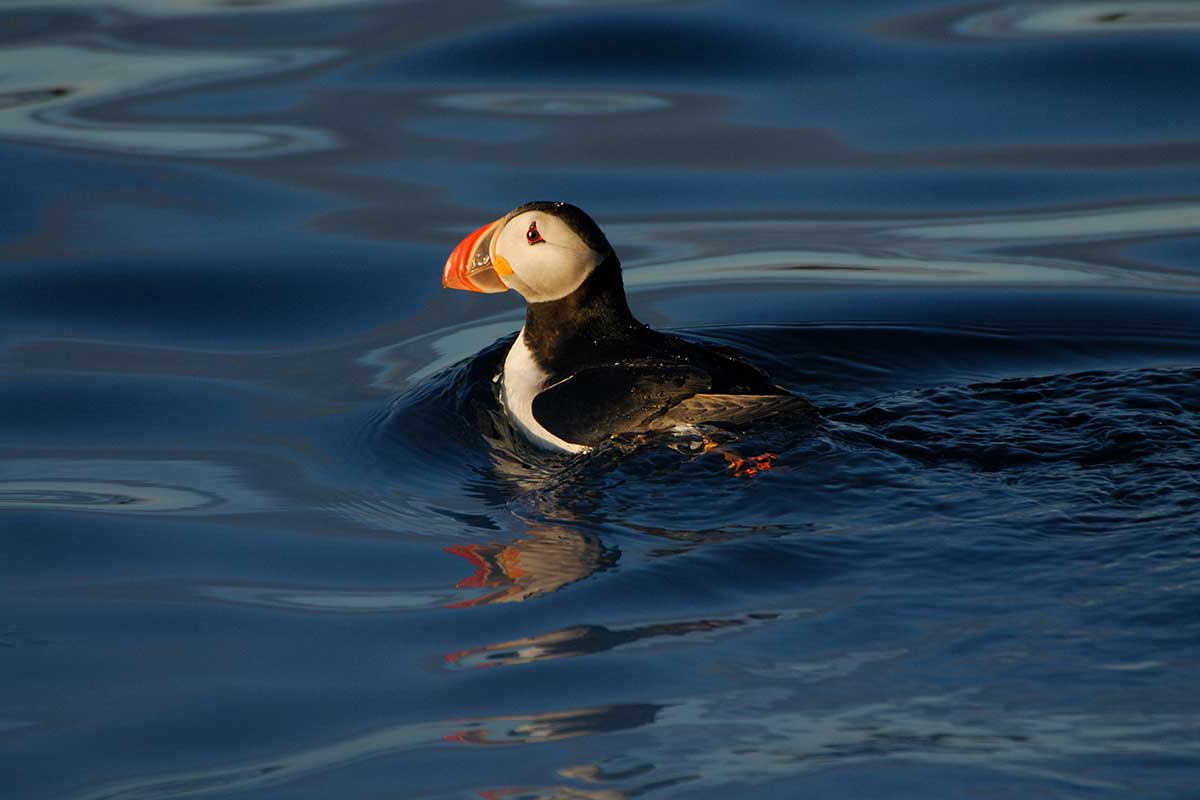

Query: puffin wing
<box><xmin>646</xmin><ymin>393</ymin><xmax>818</xmax><ymax>430</ymax></box>
<box><xmin>531</xmin><ymin>362</ymin><xmax>712</xmax><ymax>447</ymax></box>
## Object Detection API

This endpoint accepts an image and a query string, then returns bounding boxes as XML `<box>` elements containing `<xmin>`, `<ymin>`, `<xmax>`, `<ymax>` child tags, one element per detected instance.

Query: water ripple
<box><xmin>0</xmin><ymin>480</ymin><xmax>217</xmax><ymax>513</ymax></box>
<box><xmin>548</xmin><ymin>691</ymin><xmax>1200</xmax><ymax>796</ymax></box>
<box><xmin>5</xmin><ymin>0</ymin><xmax>377</xmax><ymax>17</ymax></box>
<box><xmin>0</xmin><ymin>42</ymin><xmax>336</xmax><ymax>157</ymax></box>
<box><xmin>436</xmin><ymin>90</ymin><xmax>670</xmax><ymax>116</ymax></box>
<box><xmin>444</xmin><ymin>611</ymin><xmax>786</xmax><ymax>670</ymax></box>
<box><xmin>199</xmin><ymin>584</ymin><xmax>455</xmax><ymax>612</ymax></box>
<box><xmin>0</xmin><ymin>459</ymin><xmax>274</xmax><ymax>514</ymax></box>
<box><xmin>391</xmin><ymin>11</ymin><xmax>838</xmax><ymax>84</ymax></box>
<box><xmin>956</xmin><ymin>2</ymin><xmax>1200</xmax><ymax>39</ymax></box>
<box><xmin>73</xmin><ymin>704</ymin><xmax>663</xmax><ymax>800</ymax></box>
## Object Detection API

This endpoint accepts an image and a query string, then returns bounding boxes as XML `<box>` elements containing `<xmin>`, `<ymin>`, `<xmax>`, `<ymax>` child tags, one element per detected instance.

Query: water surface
<box><xmin>2</xmin><ymin>1</ymin><xmax>1199</xmax><ymax>798</ymax></box>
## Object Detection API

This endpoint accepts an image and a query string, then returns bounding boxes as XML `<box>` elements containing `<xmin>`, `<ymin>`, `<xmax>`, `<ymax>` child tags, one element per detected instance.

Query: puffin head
<box><xmin>443</xmin><ymin>201</ymin><xmax>612</xmax><ymax>303</ymax></box>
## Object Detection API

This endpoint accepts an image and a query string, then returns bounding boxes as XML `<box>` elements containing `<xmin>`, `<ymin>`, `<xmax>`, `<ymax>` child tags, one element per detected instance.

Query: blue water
<box><xmin>3</xmin><ymin>1</ymin><xmax>1200</xmax><ymax>798</ymax></box>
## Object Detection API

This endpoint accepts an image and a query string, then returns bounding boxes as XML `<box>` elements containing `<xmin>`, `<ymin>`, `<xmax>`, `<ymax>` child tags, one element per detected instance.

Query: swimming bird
<box><xmin>442</xmin><ymin>201</ymin><xmax>815</xmax><ymax>455</ymax></box>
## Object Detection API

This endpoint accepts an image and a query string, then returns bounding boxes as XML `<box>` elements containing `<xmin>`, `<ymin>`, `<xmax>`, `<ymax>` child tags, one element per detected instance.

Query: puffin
<box><xmin>442</xmin><ymin>201</ymin><xmax>815</xmax><ymax>455</ymax></box>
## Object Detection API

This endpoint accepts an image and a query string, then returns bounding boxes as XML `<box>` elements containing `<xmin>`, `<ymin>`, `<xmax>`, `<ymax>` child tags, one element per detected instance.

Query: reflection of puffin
<box><xmin>444</xmin><ymin>201</ymin><xmax>815</xmax><ymax>454</ymax></box>
<box><xmin>444</xmin><ymin>525</ymin><xmax>615</xmax><ymax>607</ymax></box>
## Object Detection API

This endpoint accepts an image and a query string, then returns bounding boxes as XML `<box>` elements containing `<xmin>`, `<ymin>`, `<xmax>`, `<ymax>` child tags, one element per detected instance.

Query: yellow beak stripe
<box><xmin>494</xmin><ymin>254</ymin><xmax>514</xmax><ymax>277</ymax></box>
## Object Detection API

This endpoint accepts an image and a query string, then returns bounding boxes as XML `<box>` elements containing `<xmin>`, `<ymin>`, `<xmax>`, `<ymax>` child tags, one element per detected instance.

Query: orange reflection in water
<box><xmin>444</xmin><ymin>525</ymin><xmax>617</xmax><ymax>607</ymax></box>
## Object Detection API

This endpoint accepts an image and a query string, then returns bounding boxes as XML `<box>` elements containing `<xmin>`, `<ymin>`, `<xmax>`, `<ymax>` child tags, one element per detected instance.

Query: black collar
<box><xmin>522</xmin><ymin>253</ymin><xmax>647</xmax><ymax>376</ymax></box>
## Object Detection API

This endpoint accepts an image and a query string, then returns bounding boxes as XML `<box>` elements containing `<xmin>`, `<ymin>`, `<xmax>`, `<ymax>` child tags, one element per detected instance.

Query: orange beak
<box><xmin>442</xmin><ymin>218</ymin><xmax>509</xmax><ymax>293</ymax></box>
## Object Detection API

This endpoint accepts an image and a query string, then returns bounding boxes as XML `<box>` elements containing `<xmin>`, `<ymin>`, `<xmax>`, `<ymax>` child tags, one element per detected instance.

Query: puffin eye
<box><xmin>526</xmin><ymin>221</ymin><xmax>545</xmax><ymax>245</ymax></box>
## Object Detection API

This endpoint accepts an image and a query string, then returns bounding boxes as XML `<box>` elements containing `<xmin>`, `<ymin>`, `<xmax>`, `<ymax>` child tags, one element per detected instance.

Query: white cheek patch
<box><xmin>495</xmin><ymin>212</ymin><xmax>605</xmax><ymax>303</ymax></box>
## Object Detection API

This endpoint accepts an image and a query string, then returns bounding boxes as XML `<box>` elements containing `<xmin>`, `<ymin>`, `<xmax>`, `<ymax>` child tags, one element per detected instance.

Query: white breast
<box><xmin>502</xmin><ymin>329</ymin><xmax>590</xmax><ymax>455</ymax></box>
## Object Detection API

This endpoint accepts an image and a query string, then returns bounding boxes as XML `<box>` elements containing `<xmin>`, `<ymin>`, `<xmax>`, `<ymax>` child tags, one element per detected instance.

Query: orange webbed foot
<box><xmin>723</xmin><ymin>451</ymin><xmax>777</xmax><ymax>478</ymax></box>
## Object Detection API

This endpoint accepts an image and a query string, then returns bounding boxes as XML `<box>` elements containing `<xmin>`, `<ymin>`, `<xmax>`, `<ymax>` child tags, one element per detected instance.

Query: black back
<box><xmin>533</xmin><ymin>362</ymin><xmax>713</xmax><ymax>447</ymax></box>
<box><xmin>515</xmin><ymin>234</ymin><xmax>786</xmax><ymax>445</ymax></box>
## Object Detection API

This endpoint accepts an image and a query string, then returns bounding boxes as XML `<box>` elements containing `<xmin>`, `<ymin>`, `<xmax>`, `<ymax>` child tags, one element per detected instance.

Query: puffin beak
<box><xmin>442</xmin><ymin>218</ymin><xmax>509</xmax><ymax>293</ymax></box>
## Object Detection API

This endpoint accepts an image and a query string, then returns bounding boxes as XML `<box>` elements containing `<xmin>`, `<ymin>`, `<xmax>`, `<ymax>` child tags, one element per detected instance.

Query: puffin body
<box><xmin>443</xmin><ymin>201</ymin><xmax>814</xmax><ymax>454</ymax></box>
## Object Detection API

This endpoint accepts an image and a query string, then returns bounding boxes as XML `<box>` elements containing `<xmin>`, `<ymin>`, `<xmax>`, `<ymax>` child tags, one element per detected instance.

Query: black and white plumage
<box><xmin>443</xmin><ymin>201</ymin><xmax>816</xmax><ymax>454</ymax></box>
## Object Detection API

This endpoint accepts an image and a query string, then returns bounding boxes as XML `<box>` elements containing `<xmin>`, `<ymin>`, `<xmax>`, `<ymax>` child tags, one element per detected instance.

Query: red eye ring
<box><xmin>526</xmin><ymin>221</ymin><xmax>544</xmax><ymax>245</ymax></box>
